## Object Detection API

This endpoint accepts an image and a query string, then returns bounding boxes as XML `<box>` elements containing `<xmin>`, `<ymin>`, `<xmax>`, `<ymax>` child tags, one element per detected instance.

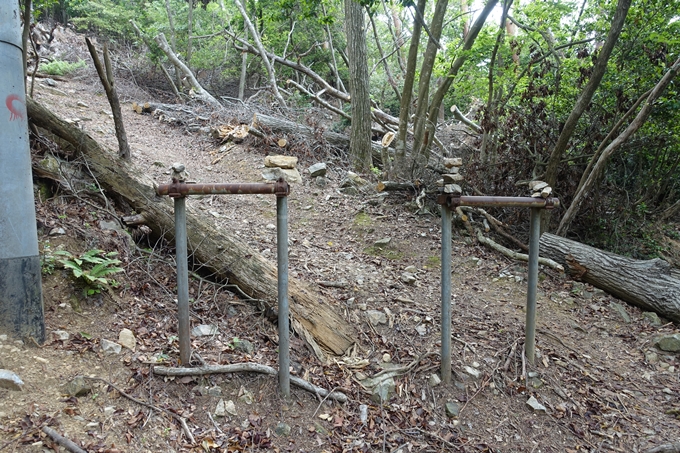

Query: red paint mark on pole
<box><xmin>6</xmin><ymin>94</ymin><xmax>25</xmax><ymax>121</ymax></box>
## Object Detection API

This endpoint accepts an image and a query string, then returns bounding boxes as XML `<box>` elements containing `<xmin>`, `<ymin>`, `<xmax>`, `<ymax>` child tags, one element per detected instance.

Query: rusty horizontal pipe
<box><xmin>438</xmin><ymin>195</ymin><xmax>559</xmax><ymax>210</ymax></box>
<box><xmin>157</xmin><ymin>179</ymin><xmax>290</xmax><ymax>198</ymax></box>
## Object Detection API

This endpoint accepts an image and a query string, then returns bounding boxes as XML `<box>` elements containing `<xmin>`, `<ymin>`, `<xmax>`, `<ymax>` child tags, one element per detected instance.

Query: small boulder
<box><xmin>374</xmin><ymin>238</ymin><xmax>391</xmax><ymax>248</ymax></box>
<box><xmin>642</xmin><ymin>312</ymin><xmax>662</xmax><ymax>326</ymax></box>
<box><xmin>233</xmin><ymin>338</ymin><xmax>255</xmax><ymax>355</ymax></box>
<box><xmin>428</xmin><ymin>374</ymin><xmax>441</xmax><ymax>388</ymax></box>
<box><xmin>262</xmin><ymin>167</ymin><xmax>302</xmax><ymax>184</ymax></box>
<box><xmin>63</xmin><ymin>376</ymin><xmax>92</xmax><ymax>397</ymax></box>
<box><xmin>370</xmin><ymin>378</ymin><xmax>396</xmax><ymax>403</ymax></box>
<box><xmin>366</xmin><ymin>310</ymin><xmax>388</xmax><ymax>326</ymax></box>
<box><xmin>100</xmin><ymin>339</ymin><xmax>122</xmax><ymax>355</ymax></box>
<box><xmin>52</xmin><ymin>330</ymin><xmax>70</xmax><ymax>341</ymax></box>
<box><xmin>445</xmin><ymin>402</ymin><xmax>460</xmax><ymax>418</ymax></box>
<box><xmin>118</xmin><ymin>328</ymin><xmax>136</xmax><ymax>351</ymax></box>
<box><xmin>526</xmin><ymin>396</ymin><xmax>546</xmax><ymax>412</ymax></box>
<box><xmin>275</xmin><ymin>422</ymin><xmax>291</xmax><ymax>437</ymax></box>
<box><xmin>214</xmin><ymin>399</ymin><xmax>228</xmax><ymax>417</ymax></box>
<box><xmin>308</xmin><ymin>162</ymin><xmax>327</xmax><ymax>177</ymax></box>
<box><xmin>192</xmin><ymin>324</ymin><xmax>219</xmax><ymax>337</ymax></box>
<box><xmin>400</xmin><ymin>273</ymin><xmax>416</xmax><ymax>285</ymax></box>
<box><xmin>656</xmin><ymin>334</ymin><xmax>680</xmax><ymax>352</ymax></box>
<box><xmin>0</xmin><ymin>370</ymin><xmax>24</xmax><ymax>391</ymax></box>
<box><xmin>265</xmin><ymin>155</ymin><xmax>298</xmax><ymax>169</ymax></box>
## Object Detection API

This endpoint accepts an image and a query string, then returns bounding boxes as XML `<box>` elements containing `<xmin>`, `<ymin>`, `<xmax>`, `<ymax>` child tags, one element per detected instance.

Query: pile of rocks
<box><xmin>439</xmin><ymin>157</ymin><xmax>464</xmax><ymax>195</ymax></box>
<box><xmin>261</xmin><ymin>155</ymin><xmax>302</xmax><ymax>184</ymax></box>
<box><xmin>529</xmin><ymin>180</ymin><xmax>553</xmax><ymax>198</ymax></box>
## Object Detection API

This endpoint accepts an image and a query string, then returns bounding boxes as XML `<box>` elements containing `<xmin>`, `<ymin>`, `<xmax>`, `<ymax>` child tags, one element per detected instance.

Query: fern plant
<box><xmin>55</xmin><ymin>249</ymin><xmax>123</xmax><ymax>296</ymax></box>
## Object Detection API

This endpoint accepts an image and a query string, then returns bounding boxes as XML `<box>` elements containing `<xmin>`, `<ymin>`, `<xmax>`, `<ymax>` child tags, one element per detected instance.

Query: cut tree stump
<box><xmin>27</xmin><ymin>98</ymin><xmax>356</xmax><ymax>360</ymax></box>
<box><xmin>539</xmin><ymin>233</ymin><xmax>680</xmax><ymax>322</ymax></box>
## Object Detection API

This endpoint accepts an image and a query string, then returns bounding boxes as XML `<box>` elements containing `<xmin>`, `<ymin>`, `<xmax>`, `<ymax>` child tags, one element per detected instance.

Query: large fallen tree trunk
<box><xmin>539</xmin><ymin>233</ymin><xmax>680</xmax><ymax>322</ymax></box>
<box><xmin>27</xmin><ymin>98</ymin><xmax>356</xmax><ymax>360</ymax></box>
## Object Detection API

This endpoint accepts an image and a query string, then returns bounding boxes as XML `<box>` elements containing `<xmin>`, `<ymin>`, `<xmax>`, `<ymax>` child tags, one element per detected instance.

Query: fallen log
<box><xmin>539</xmin><ymin>233</ymin><xmax>680</xmax><ymax>322</ymax></box>
<box><xmin>27</xmin><ymin>98</ymin><xmax>357</xmax><ymax>360</ymax></box>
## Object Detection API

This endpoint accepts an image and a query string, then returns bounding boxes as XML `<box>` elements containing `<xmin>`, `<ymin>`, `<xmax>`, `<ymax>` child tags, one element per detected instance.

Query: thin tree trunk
<box><xmin>344</xmin><ymin>0</ymin><xmax>373</xmax><ymax>172</ymax></box>
<box><xmin>322</xmin><ymin>3</ymin><xmax>346</xmax><ymax>94</ymax></box>
<box><xmin>130</xmin><ymin>20</ymin><xmax>181</xmax><ymax>98</ymax></box>
<box><xmin>542</xmin><ymin>0</ymin><xmax>632</xmax><ymax>188</ymax></box>
<box><xmin>186</xmin><ymin>0</ymin><xmax>194</xmax><ymax>68</ymax></box>
<box><xmin>26</xmin><ymin>98</ymin><xmax>357</xmax><ymax>360</ymax></box>
<box><xmin>22</xmin><ymin>0</ymin><xmax>32</xmax><ymax>84</ymax></box>
<box><xmin>239</xmin><ymin>22</ymin><xmax>248</xmax><ymax>101</ymax></box>
<box><xmin>85</xmin><ymin>38</ymin><xmax>131</xmax><ymax>160</ymax></box>
<box><xmin>154</xmin><ymin>33</ymin><xmax>222</xmax><ymax>108</ymax></box>
<box><xmin>164</xmin><ymin>0</ymin><xmax>183</xmax><ymax>90</ymax></box>
<box><xmin>556</xmin><ymin>57</ymin><xmax>680</xmax><ymax>236</ymax></box>
<box><xmin>233</xmin><ymin>0</ymin><xmax>287</xmax><ymax>107</ymax></box>
<box><xmin>367</xmin><ymin>7</ymin><xmax>400</xmax><ymax>102</ymax></box>
<box><xmin>395</xmin><ymin>0</ymin><xmax>427</xmax><ymax>174</ymax></box>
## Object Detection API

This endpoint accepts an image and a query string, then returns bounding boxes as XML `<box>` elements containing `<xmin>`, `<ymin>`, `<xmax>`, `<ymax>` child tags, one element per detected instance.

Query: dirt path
<box><xmin>0</xmin><ymin>64</ymin><xmax>678</xmax><ymax>452</ymax></box>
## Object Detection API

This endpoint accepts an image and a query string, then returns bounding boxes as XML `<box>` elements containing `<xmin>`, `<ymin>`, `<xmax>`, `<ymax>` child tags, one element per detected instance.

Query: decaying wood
<box><xmin>132</xmin><ymin>102</ymin><xmax>153</xmax><ymax>114</ymax></box>
<box><xmin>450</xmin><ymin>105</ymin><xmax>482</xmax><ymax>133</ymax></box>
<box><xmin>27</xmin><ymin>98</ymin><xmax>357</xmax><ymax>361</ymax></box>
<box><xmin>210</xmin><ymin>124</ymin><xmax>250</xmax><ymax>143</ymax></box>
<box><xmin>41</xmin><ymin>427</ymin><xmax>87</xmax><ymax>453</ymax></box>
<box><xmin>476</xmin><ymin>230</ymin><xmax>564</xmax><ymax>271</ymax></box>
<box><xmin>85</xmin><ymin>37</ymin><xmax>131</xmax><ymax>160</ymax></box>
<box><xmin>540</xmin><ymin>233</ymin><xmax>680</xmax><ymax>322</ymax></box>
<box><xmin>376</xmin><ymin>181</ymin><xmax>420</xmax><ymax>192</ymax></box>
<box><xmin>153</xmin><ymin>363</ymin><xmax>348</xmax><ymax>402</ymax></box>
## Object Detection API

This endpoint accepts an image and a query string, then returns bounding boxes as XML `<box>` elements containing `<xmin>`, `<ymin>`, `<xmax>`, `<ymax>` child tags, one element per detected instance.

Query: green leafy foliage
<box><xmin>41</xmin><ymin>59</ymin><xmax>86</xmax><ymax>76</ymax></box>
<box><xmin>54</xmin><ymin>249</ymin><xmax>123</xmax><ymax>296</ymax></box>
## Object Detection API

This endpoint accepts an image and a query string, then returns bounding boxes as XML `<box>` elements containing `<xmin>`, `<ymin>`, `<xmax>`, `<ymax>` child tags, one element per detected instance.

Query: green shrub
<box><xmin>41</xmin><ymin>59</ymin><xmax>86</xmax><ymax>76</ymax></box>
<box><xmin>54</xmin><ymin>249</ymin><xmax>123</xmax><ymax>296</ymax></box>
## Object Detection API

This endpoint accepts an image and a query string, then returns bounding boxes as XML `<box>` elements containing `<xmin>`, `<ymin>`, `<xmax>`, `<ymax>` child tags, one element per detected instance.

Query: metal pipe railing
<box><xmin>437</xmin><ymin>193</ymin><xmax>559</xmax><ymax>374</ymax></box>
<box><xmin>157</xmin><ymin>170</ymin><xmax>291</xmax><ymax>397</ymax></box>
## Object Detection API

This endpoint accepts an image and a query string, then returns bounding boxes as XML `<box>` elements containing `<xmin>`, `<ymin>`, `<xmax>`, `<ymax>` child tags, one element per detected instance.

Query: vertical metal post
<box><xmin>440</xmin><ymin>203</ymin><xmax>452</xmax><ymax>384</ymax></box>
<box><xmin>525</xmin><ymin>207</ymin><xmax>541</xmax><ymax>365</ymax></box>
<box><xmin>0</xmin><ymin>3</ymin><xmax>45</xmax><ymax>344</ymax></box>
<box><xmin>277</xmin><ymin>195</ymin><xmax>290</xmax><ymax>398</ymax></box>
<box><xmin>175</xmin><ymin>196</ymin><xmax>191</xmax><ymax>366</ymax></box>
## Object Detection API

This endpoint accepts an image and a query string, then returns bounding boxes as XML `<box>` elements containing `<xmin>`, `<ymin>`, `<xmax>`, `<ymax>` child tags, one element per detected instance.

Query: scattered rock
<box><xmin>464</xmin><ymin>366</ymin><xmax>481</xmax><ymax>379</ymax></box>
<box><xmin>100</xmin><ymin>339</ymin><xmax>122</xmax><ymax>355</ymax></box>
<box><xmin>314</xmin><ymin>176</ymin><xmax>327</xmax><ymax>187</ymax></box>
<box><xmin>428</xmin><ymin>374</ymin><xmax>441</xmax><ymax>388</ymax></box>
<box><xmin>77</xmin><ymin>100</ymin><xmax>89</xmax><ymax>108</ymax></box>
<box><xmin>609</xmin><ymin>302</ymin><xmax>631</xmax><ymax>323</ymax></box>
<box><xmin>63</xmin><ymin>376</ymin><xmax>92</xmax><ymax>397</ymax></box>
<box><xmin>445</xmin><ymin>402</ymin><xmax>460</xmax><ymax>418</ymax></box>
<box><xmin>233</xmin><ymin>338</ymin><xmax>255</xmax><ymax>355</ymax></box>
<box><xmin>118</xmin><ymin>328</ymin><xmax>136</xmax><ymax>351</ymax></box>
<box><xmin>0</xmin><ymin>370</ymin><xmax>24</xmax><ymax>391</ymax></box>
<box><xmin>103</xmin><ymin>406</ymin><xmax>116</xmax><ymax>417</ymax></box>
<box><xmin>208</xmin><ymin>386</ymin><xmax>222</xmax><ymax>396</ymax></box>
<box><xmin>374</xmin><ymin>237</ymin><xmax>391</xmax><ymax>248</ymax></box>
<box><xmin>262</xmin><ymin>167</ymin><xmax>302</xmax><ymax>184</ymax></box>
<box><xmin>530</xmin><ymin>377</ymin><xmax>544</xmax><ymax>389</ymax></box>
<box><xmin>359</xmin><ymin>404</ymin><xmax>368</xmax><ymax>424</ymax></box>
<box><xmin>214</xmin><ymin>399</ymin><xmax>227</xmax><ymax>417</ymax></box>
<box><xmin>49</xmin><ymin>227</ymin><xmax>66</xmax><ymax>236</ymax></box>
<box><xmin>366</xmin><ymin>310</ymin><xmax>388</xmax><ymax>326</ymax></box>
<box><xmin>415</xmin><ymin>324</ymin><xmax>427</xmax><ymax>336</ymax></box>
<box><xmin>642</xmin><ymin>312</ymin><xmax>662</xmax><ymax>326</ymax></box>
<box><xmin>526</xmin><ymin>396</ymin><xmax>546</xmax><ymax>412</ymax></box>
<box><xmin>224</xmin><ymin>400</ymin><xmax>237</xmax><ymax>416</ymax></box>
<box><xmin>275</xmin><ymin>422</ymin><xmax>291</xmax><ymax>437</ymax></box>
<box><xmin>192</xmin><ymin>324</ymin><xmax>219</xmax><ymax>337</ymax></box>
<box><xmin>404</xmin><ymin>265</ymin><xmax>417</xmax><ymax>273</ymax></box>
<box><xmin>238</xmin><ymin>390</ymin><xmax>254</xmax><ymax>404</ymax></box>
<box><xmin>442</xmin><ymin>173</ymin><xmax>464</xmax><ymax>183</ymax></box>
<box><xmin>308</xmin><ymin>162</ymin><xmax>327</xmax><ymax>177</ymax></box>
<box><xmin>645</xmin><ymin>351</ymin><xmax>659</xmax><ymax>363</ymax></box>
<box><xmin>264</xmin><ymin>155</ymin><xmax>298</xmax><ymax>169</ymax></box>
<box><xmin>370</xmin><ymin>377</ymin><xmax>396</xmax><ymax>403</ymax></box>
<box><xmin>44</xmin><ymin>78</ymin><xmax>57</xmax><ymax>87</ymax></box>
<box><xmin>656</xmin><ymin>334</ymin><xmax>680</xmax><ymax>352</ymax></box>
<box><xmin>443</xmin><ymin>158</ymin><xmax>463</xmax><ymax>168</ymax></box>
<box><xmin>52</xmin><ymin>330</ymin><xmax>70</xmax><ymax>341</ymax></box>
<box><xmin>443</xmin><ymin>184</ymin><xmax>462</xmax><ymax>194</ymax></box>
<box><xmin>400</xmin><ymin>273</ymin><xmax>416</xmax><ymax>285</ymax></box>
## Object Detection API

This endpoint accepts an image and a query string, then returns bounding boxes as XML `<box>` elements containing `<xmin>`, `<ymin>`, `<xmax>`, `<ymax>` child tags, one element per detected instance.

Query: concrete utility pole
<box><xmin>0</xmin><ymin>3</ymin><xmax>45</xmax><ymax>343</ymax></box>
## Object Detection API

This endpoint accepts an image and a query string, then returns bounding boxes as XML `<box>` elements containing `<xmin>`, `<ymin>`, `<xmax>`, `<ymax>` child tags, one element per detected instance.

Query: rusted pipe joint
<box><xmin>544</xmin><ymin>197</ymin><xmax>560</xmax><ymax>210</ymax></box>
<box><xmin>167</xmin><ymin>178</ymin><xmax>188</xmax><ymax>198</ymax></box>
<box><xmin>274</xmin><ymin>177</ymin><xmax>290</xmax><ymax>198</ymax></box>
<box><xmin>436</xmin><ymin>193</ymin><xmax>461</xmax><ymax>208</ymax></box>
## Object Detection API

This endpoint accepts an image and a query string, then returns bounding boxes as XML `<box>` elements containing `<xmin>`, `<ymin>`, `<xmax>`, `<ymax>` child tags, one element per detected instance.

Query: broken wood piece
<box><xmin>376</xmin><ymin>181</ymin><xmax>419</xmax><ymax>192</ymax></box>
<box><xmin>476</xmin><ymin>230</ymin><xmax>563</xmax><ymax>271</ymax></box>
<box><xmin>153</xmin><ymin>363</ymin><xmax>348</xmax><ymax>403</ymax></box>
<box><xmin>539</xmin><ymin>233</ymin><xmax>680</xmax><ymax>321</ymax></box>
<box><xmin>277</xmin><ymin>138</ymin><xmax>288</xmax><ymax>148</ymax></box>
<box><xmin>132</xmin><ymin>102</ymin><xmax>153</xmax><ymax>114</ymax></box>
<box><xmin>41</xmin><ymin>427</ymin><xmax>88</xmax><ymax>453</ymax></box>
<box><xmin>210</xmin><ymin>124</ymin><xmax>249</xmax><ymax>143</ymax></box>
<box><xmin>317</xmin><ymin>280</ymin><xmax>349</xmax><ymax>289</ymax></box>
<box><xmin>122</xmin><ymin>213</ymin><xmax>147</xmax><ymax>225</ymax></box>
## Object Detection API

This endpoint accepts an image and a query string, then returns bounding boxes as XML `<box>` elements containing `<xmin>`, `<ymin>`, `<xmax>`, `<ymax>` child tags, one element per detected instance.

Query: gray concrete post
<box><xmin>0</xmin><ymin>3</ymin><xmax>45</xmax><ymax>343</ymax></box>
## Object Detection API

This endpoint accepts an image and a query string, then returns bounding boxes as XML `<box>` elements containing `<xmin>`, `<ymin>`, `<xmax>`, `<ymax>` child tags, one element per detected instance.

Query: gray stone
<box><xmin>118</xmin><ymin>328</ymin><xmax>136</xmax><ymax>351</ymax></box>
<box><xmin>275</xmin><ymin>422</ymin><xmax>291</xmax><ymax>437</ymax></box>
<box><xmin>49</xmin><ymin>227</ymin><xmax>66</xmax><ymax>236</ymax></box>
<box><xmin>464</xmin><ymin>366</ymin><xmax>481</xmax><ymax>379</ymax></box>
<box><xmin>308</xmin><ymin>162</ymin><xmax>327</xmax><ymax>177</ymax></box>
<box><xmin>214</xmin><ymin>399</ymin><xmax>227</xmax><ymax>417</ymax></box>
<box><xmin>643</xmin><ymin>312</ymin><xmax>662</xmax><ymax>326</ymax></box>
<box><xmin>530</xmin><ymin>377</ymin><xmax>544</xmax><ymax>389</ymax></box>
<box><xmin>445</xmin><ymin>402</ymin><xmax>460</xmax><ymax>418</ymax></box>
<box><xmin>400</xmin><ymin>273</ymin><xmax>416</xmax><ymax>285</ymax></box>
<box><xmin>264</xmin><ymin>155</ymin><xmax>298</xmax><ymax>169</ymax></box>
<box><xmin>100</xmin><ymin>339</ymin><xmax>122</xmax><ymax>355</ymax></box>
<box><xmin>52</xmin><ymin>330</ymin><xmax>70</xmax><ymax>341</ymax></box>
<box><xmin>656</xmin><ymin>334</ymin><xmax>680</xmax><ymax>352</ymax></box>
<box><xmin>374</xmin><ymin>238</ymin><xmax>391</xmax><ymax>248</ymax></box>
<box><xmin>443</xmin><ymin>158</ymin><xmax>462</xmax><ymax>168</ymax></box>
<box><xmin>526</xmin><ymin>396</ymin><xmax>546</xmax><ymax>412</ymax></box>
<box><xmin>63</xmin><ymin>376</ymin><xmax>92</xmax><ymax>397</ymax></box>
<box><xmin>233</xmin><ymin>338</ymin><xmax>255</xmax><ymax>355</ymax></box>
<box><xmin>315</xmin><ymin>176</ymin><xmax>327</xmax><ymax>187</ymax></box>
<box><xmin>339</xmin><ymin>186</ymin><xmax>359</xmax><ymax>195</ymax></box>
<box><xmin>609</xmin><ymin>302</ymin><xmax>631</xmax><ymax>323</ymax></box>
<box><xmin>415</xmin><ymin>324</ymin><xmax>427</xmax><ymax>336</ymax></box>
<box><xmin>645</xmin><ymin>351</ymin><xmax>659</xmax><ymax>363</ymax></box>
<box><xmin>224</xmin><ymin>400</ymin><xmax>237</xmax><ymax>416</ymax></box>
<box><xmin>0</xmin><ymin>370</ymin><xmax>24</xmax><ymax>391</ymax></box>
<box><xmin>428</xmin><ymin>374</ymin><xmax>441</xmax><ymax>388</ymax></box>
<box><xmin>529</xmin><ymin>181</ymin><xmax>548</xmax><ymax>191</ymax></box>
<box><xmin>443</xmin><ymin>184</ymin><xmax>462</xmax><ymax>194</ymax></box>
<box><xmin>442</xmin><ymin>173</ymin><xmax>463</xmax><ymax>183</ymax></box>
<box><xmin>77</xmin><ymin>101</ymin><xmax>89</xmax><ymax>108</ymax></box>
<box><xmin>208</xmin><ymin>386</ymin><xmax>222</xmax><ymax>396</ymax></box>
<box><xmin>103</xmin><ymin>406</ymin><xmax>116</xmax><ymax>417</ymax></box>
<box><xmin>262</xmin><ymin>167</ymin><xmax>302</xmax><ymax>184</ymax></box>
<box><xmin>238</xmin><ymin>390</ymin><xmax>254</xmax><ymax>404</ymax></box>
<box><xmin>370</xmin><ymin>377</ymin><xmax>396</xmax><ymax>403</ymax></box>
<box><xmin>44</xmin><ymin>78</ymin><xmax>57</xmax><ymax>87</ymax></box>
<box><xmin>366</xmin><ymin>310</ymin><xmax>387</xmax><ymax>326</ymax></box>
<box><xmin>192</xmin><ymin>324</ymin><xmax>219</xmax><ymax>337</ymax></box>
<box><xmin>404</xmin><ymin>266</ymin><xmax>418</xmax><ymax>273</ymax></box>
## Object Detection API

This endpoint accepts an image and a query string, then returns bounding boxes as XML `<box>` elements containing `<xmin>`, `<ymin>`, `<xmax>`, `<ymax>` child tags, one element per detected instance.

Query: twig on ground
<box><xmin>41</xmin><ymin>426</ymin><xmax>87</xmax><ymax>453</ymax></box>
<box><xmin>644</xmin><ymin>443</ymin><xmax>680</xmax><ymax>453</ymax></box>
<box><xmin>84</xmin><ymin>377</ymin><xmax>195</xmax><ymax>444</ymax></box>
<box><xmin>153</xmin><ymin>363</ymin><xmax>348</xmax><ymax>403</ymax></box>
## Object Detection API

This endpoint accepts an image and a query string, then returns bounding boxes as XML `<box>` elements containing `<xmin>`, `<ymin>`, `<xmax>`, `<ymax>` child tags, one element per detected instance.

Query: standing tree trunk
<box><xmin>239</xmin><ymin>22</ymin><xmax>248</xmax><ymax>101</ymax></box>
<box><xmin>539</xmin><ymin>233</ymin><xmax>680</xmax><ymax>322</ymax></box>
<box><xmin>85</xmin><ymin>38</ymin><xmax>131</xmax><ymax>160</ymax></box>
<box><xmin>556</xmin><ymin>56</ymin><xmax>680</xmax><ymax>236</ymax></box>
<box><xmin>186</xmin><ymin>0</ymin><xmax>194</xmax><ymax>68</ymax></box>
<box><xmin>542</xmin><ymin>0</ymin><xmax>631</xmax><ymax>188</ymax></box>
<box><xmin>344</xmin><ymin>0</ymin><xmax>373</xmax><ymax>172</ymax></box>
<box><xmin>233</xmin><ymin>0</ymin><xmax>287</xmax><ymax>108</ymax></box>
<box><xmin>164</xmin><ymin>0</ymin><xmax>184</xmax><ymax>91</ymax></box>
